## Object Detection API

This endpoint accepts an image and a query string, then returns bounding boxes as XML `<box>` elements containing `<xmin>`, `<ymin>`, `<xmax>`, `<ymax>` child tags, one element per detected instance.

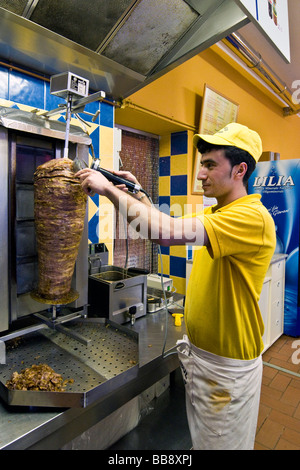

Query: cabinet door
<box><xmin>271</xmin><ymin>278</ymin><xmax>284</xmax><ymax>304</ymax></box>
<box><xmin>271</xmin><ymin>259</ymin><xmax>285</xmax><ymax>283</ymax></box>
<box><xmin>259</xmin><ymin>280</ymin><xmax>270</xmax><ymax>350</ymax></box>
<box><xmin>270</xmin><ymin>298</ymin><xmax>283</xmax><ymax>343</ymax></box>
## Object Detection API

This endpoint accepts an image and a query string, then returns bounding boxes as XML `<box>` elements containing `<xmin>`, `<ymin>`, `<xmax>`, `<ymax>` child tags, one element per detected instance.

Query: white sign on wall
<box><xmin>235</xmin><ymin>0</ymin><xmax>290</xmax><ymax>63</ymax></box>
<box><xmin>238</xmin><ymin>0</ymin><xmax>257</xmax><ymax>18</ymax></box>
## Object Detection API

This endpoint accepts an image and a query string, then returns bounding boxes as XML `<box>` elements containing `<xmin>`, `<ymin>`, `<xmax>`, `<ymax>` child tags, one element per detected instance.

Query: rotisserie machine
<box><xmin>0</xmin><ymin>75</ymin><xmax>144</xmax><ymax>410</ymax></box>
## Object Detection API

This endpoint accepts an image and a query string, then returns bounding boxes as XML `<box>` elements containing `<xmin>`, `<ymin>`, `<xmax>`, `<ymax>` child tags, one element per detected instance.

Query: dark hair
<box><xmin>197</xmin><ymin>141</ymin><xmax>256</xmax><ymax>187</ymax></box>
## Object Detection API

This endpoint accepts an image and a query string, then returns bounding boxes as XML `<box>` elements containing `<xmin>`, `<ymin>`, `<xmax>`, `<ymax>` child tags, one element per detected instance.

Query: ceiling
<box><xmin>0</xmin><ymin>0</ymin><xmax>297</xmax><ymax>135</ymax></box>
<box><xmin>0</xmin><ymin>0</ymin><xmax>249</xmax><ymax>100</ymax></box>
<box><xmin>116</xmin><ymin>0</ymin><xmax>300</xmax><ymax>136</ymax></box>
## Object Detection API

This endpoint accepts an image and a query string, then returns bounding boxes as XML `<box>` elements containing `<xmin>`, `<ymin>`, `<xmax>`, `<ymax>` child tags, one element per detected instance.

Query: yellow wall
<box><xmin>127</xmin><ymin>46</ymin><xmax>300</xmax><ymax>159</ymax></box>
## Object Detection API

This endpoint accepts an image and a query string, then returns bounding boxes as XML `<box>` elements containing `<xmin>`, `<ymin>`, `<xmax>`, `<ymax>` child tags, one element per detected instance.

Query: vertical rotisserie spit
<box><xmin>31</xmin><ymin>158</ymin><xmax>87</xmax><ymax>305</ymax></box>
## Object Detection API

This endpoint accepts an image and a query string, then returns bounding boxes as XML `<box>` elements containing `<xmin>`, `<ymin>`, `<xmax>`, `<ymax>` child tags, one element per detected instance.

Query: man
<box><xmin>77</xmin><ymin>123</ymin><xmax>276</xmax><ymax>450</ymax></box>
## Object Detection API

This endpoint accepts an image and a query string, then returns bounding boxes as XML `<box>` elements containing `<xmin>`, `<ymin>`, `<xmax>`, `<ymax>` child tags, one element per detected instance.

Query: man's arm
<box><xmin>76</xmin><ymin>168</ymin><xmax>208</xmax><ymax>247</ymax></box>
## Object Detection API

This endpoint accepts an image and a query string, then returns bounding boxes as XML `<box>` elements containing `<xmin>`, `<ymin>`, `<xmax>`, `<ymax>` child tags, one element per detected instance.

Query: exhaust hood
<box><xmin>0</xmin><ymin>0</ymin><xmax>249</xmax><ymax>100</ymax></box>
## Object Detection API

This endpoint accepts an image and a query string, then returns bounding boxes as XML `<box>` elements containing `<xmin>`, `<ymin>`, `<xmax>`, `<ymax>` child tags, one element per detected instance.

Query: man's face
<box><xmin>197</xmin><ymin>149</ymin><xmax>236</xmax><ymax>200</ymax></box>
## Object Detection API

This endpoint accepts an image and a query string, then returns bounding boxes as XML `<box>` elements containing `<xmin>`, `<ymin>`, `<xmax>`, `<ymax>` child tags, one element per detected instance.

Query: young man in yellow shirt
<box><xmin>77</xmin><ymin>123</ymin><xmax>276</xmax><ymax>450</ymax></box>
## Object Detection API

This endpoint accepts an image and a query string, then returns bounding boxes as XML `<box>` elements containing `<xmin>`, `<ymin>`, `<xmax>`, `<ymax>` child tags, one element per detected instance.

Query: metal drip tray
<box><xmin>0</xmin><ymin>319</ymin><xmax>138</xmax><ymax>408</ymax></box>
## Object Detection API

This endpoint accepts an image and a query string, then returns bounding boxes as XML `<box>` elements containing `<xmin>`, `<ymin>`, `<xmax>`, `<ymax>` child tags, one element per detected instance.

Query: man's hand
<box><xmin>76</xmin><ymin>168</ymin><xmax>111</xmax><ymax>196</ymax></box>
<box><xmin>113</xmin><ymin>169</ymin><xmax>139</xmax><ymax>185</ymax></box>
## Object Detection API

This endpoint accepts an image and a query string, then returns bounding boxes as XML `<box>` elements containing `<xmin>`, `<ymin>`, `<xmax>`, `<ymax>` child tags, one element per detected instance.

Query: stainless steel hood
<box><xmin>0</xmin><ymin>0</ymin><xmax>249</xmax><ymax>100</ymax></box>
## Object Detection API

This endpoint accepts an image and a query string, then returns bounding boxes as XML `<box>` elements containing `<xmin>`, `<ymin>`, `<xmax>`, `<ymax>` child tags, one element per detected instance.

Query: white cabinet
<box><xmin>258</xmin><ymin>277</ymin><xmax>271</xmax><ymax>348</ymax></box>
<box><xmin>260</xmin><ymin>254</ymin><xmax>287</xmax><ymax>352</ymax></box>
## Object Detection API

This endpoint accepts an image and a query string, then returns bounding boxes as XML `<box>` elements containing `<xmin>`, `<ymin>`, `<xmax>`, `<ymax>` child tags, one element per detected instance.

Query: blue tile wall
<box><xmin>84</xmin><ymin>100</ymin><xmax>101</xmax><ymax>125</ymax></box>
<box><xmin>9</xmin><ymin>71</ymin><xmax>45</xmax><ymax>109</ymax></box>
<box><xmin>160</xmin><ymin>246</ymin><xmax>170</xmax><ymax>255</ymax></box>
<box><xmin>170</xmin><ymin>255</ymin><xmax>186</xmax><ymax>278</ymax></box>
<box><xmin>159</xmin><ymin>196</ymin><xmax>170</xmax><ymax>215</ymax></box>
<box><xmin>158</xmin><ymin>130</ymin><xmax>190</xmax><ymax>294</ymax></box>
<box><xmin>0</xmin><ymin>65</ymin><xmax>8</xmax><ymax>100</ymax></box>
<box><xmin>171</xmin><ymin>131</ymin><xmax>188</xmax><ymax>155</ymax></box>
<box><xmin>100</xmin><ymin>101</ymin><xmax>114</xmax><ymax>128</ymax></box>
<box><xmin>0</xmin><ymin>61</ymin><xmax>115</xmax><ymax>246</ymax></box>
<box><xmin>90</xmin><ymin>126</ymin><xmax>100</xmax><ymax>159</ymax></box>
<box><xmin>88</xmin><ymin>211</ymin><xmax>99</xmax><ymax>244</ymax></box>
<box><xmin>159</xmin><ymin>156</ymin><xmax>170</xmax><ymax>176</ymax></box>
<box><xmin>45</xmin><ymin>81</ymin><xmax>65</xmax><ymax>111</ymax></box>
<box><xmin>171</xmin><ymin>174</ymin><xmax>187</xmax><ymax>195</ymax></box>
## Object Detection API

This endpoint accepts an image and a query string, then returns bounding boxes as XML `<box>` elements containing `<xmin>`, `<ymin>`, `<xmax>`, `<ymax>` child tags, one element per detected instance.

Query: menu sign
<box><xmin>192</xmin><ymin>85</ymin><xmax>239</xmax><ymax>194</ymax></box>
<box><xmin>235</xmin><ymin>0</ymin><xmax>290</xmax><ymax>63</ymax></box>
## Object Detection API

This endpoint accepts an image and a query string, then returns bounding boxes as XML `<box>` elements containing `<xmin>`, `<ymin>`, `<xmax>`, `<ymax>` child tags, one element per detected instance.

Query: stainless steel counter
<box><xmin>0</xmin><ymin>308</ymin><xmax>186</xmax><ymax>450</ymax></box>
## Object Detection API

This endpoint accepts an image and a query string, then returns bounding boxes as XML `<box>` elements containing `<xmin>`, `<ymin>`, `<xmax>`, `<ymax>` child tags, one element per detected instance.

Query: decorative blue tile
<box><xmin>89</xmin><ymin>192</ymin><xmax>99</xmax><ymax>206</ymax></box>
<box><xmin>159</xmin><ymin>196</ymin><xmax>170</xmax><ymax>215</ymax></box>
<box><xmin>159</xmin><ymin>156</ymin><xmax>170</xmax><ymax>176</ymax></box>
<box><xmin>171</xmin><ymin>131</ymin><xmax>188</xmax><ymax>155</ymax></box>
<box><xmin>9</xmin><ymin>70</ymin><xmax>44</xmax><ymax>109</ymax></box>
<box><xmin>100</xmin><ymin>101</ymin><xmax>113</xmax><ymax>128</ymax></box>
<box><xmin>171</xmin><ymin>175</ymin><xmax>187</xmax><ymax>195</ymax></box>
<box><xmin>158</xmin><ymin>271</ymin><xmax>170</xmax><ymax>278</ymax></box>
<box><xmin>170</xmin><ymin>256</ymin><xmax>186</xmax><ymax>278</ymax></box>
<box><xmin>89</xmin><ymin>126</ymin><xmax>99</xmax><ymax>159</ymax></box>
<box><xmin>160</xmin><ymin>245</ymin><xmax>170</xmax><ymax>255</ymax></box>
<box><xmin>88</xmin><ymin>211</ymin><xmax>99</xmax><ymax>244</ymax></box>
<box><xmin>45</xmin><ymin>81</ymin><xmax>65</xmax><ymax>111</ymax></box>
<box><xmin>84</xmin><ymin>101</ymin><xmax>100</xmax><ymax>124</ymax></box>
<box><xmin>57</xmin><ymin>115</ymin><xmax>66</xmax><ymax>124</ymax></box>
<box><xmin>0</xmin><ymin>65</ymin><xmax>9</xmax><ymax>100</ymax></box>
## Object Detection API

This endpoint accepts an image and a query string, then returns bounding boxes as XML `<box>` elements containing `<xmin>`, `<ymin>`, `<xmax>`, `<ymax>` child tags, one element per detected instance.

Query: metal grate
<box><xmin>42</xmin><ymin>320</ymin><xmax>138</xmax><ymax>380</ymax></box>
<box><xmin>0</xmin><ymin>332</ymin><xmax>104</xmax><ymax>394</ymax></box>
<box><xmin>0</xmin><ymin>319</ymin><xmax>138</xmax><ymax>407</ymax></box>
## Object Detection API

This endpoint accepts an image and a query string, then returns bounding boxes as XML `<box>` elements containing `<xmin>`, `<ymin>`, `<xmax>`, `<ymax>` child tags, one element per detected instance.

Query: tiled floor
<box><xmin>255</xmin><ymin>335</ymin><xmax>300</xmax><ymax>450</ymax></box>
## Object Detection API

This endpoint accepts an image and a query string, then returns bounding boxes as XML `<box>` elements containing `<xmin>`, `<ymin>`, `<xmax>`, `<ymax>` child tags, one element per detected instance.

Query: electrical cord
<box><xmin>93</xmin><ymin>169</ymin><xmax>181</xmax><ymax>359</ymax></box>
<box><xmin>138</xmin><ymin>189</ymin><xmax>182</xmax><ymax>359</ymax></box>
<box><xmin>123</xmin><ymin>215</ymin><xmax>129</xmax><ymax>269</ymax></box>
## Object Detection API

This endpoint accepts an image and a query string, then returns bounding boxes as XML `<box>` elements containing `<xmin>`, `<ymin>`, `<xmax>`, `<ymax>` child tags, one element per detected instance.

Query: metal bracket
<box><xmin>34</xmin><ymin>306</ymin><xmax>91</xmax><ymax>346</ymax></box>
<box><xmin>0</xmin><ymin>324</ymin><xmax>48</xmax><ymax>365</ymax></box>
<box><xmin>0</xmin><ymin>307</ymin><xmax>90</xmax><ymax>364</ymax></box>
<box><xmin>41</xmin><ymin>89</ymin><xmax>106</xmax><ymax>118</ymax></box>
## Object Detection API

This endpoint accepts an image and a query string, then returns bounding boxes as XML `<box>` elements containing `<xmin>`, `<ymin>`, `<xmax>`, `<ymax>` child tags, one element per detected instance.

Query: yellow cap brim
<box><xmin>193</xmin><ymin>126</ymin><xmax>262</xmax><ymax>162</ymax></box>
<box><xmin>193</xmin><ymin>133</ymin><xmax>234</xmax><ymax>149</ymax></box>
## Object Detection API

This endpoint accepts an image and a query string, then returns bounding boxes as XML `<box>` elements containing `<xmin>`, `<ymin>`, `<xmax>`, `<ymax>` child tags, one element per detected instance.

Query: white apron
<box><xmin>177</xmin><ymin>335</ymin><xmax>262</xmax><ymax>450</ymax></box>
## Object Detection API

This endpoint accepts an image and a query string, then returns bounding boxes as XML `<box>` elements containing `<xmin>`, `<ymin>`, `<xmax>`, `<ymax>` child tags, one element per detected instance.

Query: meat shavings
<box><xmin>5</xmin><ymin>364</ymin><xmax>74</xmax><ymax>392</ymax></box>
<box><xmin>32</xmin><ymin>158</ymin><xmax>87</xmax><ymax>304</ymax></box>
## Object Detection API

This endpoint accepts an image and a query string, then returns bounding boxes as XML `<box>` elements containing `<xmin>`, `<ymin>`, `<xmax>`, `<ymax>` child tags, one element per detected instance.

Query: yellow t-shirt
<box><xmin>185</xmin><ymin>194</ymin><xmax>276</xmax><ymax>360</ymax></box>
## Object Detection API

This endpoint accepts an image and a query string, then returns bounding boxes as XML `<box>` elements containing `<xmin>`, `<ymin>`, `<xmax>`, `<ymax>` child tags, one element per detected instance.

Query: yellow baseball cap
<box><xmin>193</xmin><ymin>123</ymin><xmax>262</xmax><ymax>162</ymax></box>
